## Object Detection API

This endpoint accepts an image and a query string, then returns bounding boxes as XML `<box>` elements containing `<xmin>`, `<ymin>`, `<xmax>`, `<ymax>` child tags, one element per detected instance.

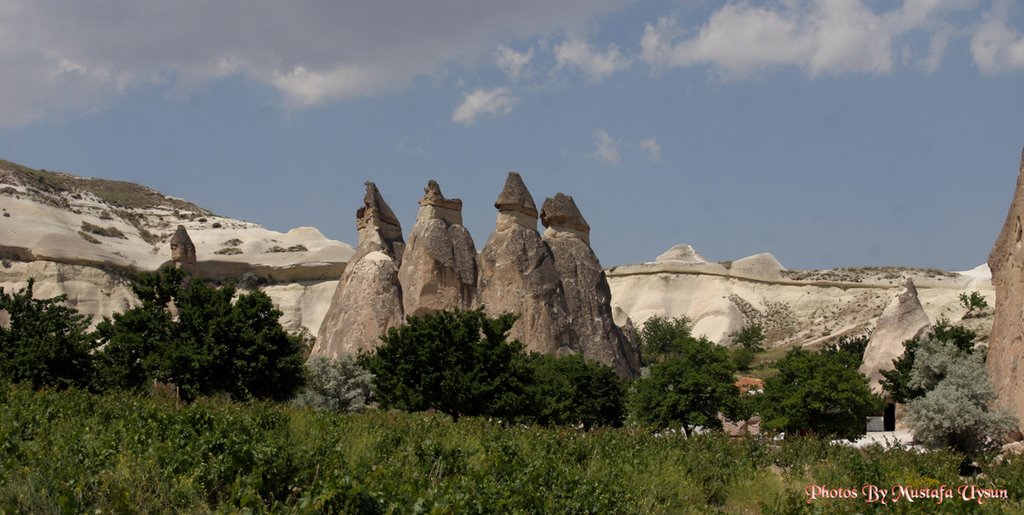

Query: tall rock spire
<box><xmin>988</xmin><ymin>146</ymin><xmax>1024</xmax><ymax>433</ymax></box>
<box><xmin>314</xmin><ymin>182</ymin><xmax>405</xmax><ymax>357</ymax></box>
<box><xmin>541</xmin><ymin>193</ymin><xmax>640</xmax><ymax>377</ymax></box>
<box><xmin>477</xmin><ymin>172</ymin><xmax>575</xmax><ymax>355</ymax></box>
<box><xmin>859</xmin><ymin>277</ymin><xmax>931</xmax><ymax>395</ymax></box>
<box><xmin>399</xmin><ymin>180</ymin><xmax>478</xmax><ymax>316</ymax></box>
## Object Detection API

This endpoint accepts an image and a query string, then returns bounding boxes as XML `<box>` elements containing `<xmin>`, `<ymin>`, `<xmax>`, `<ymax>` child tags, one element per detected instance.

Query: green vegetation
<box><xmin>882</xmin><ymin>318</ymin><xmax>978</xmax><ymax>403</ymax></box>
<box><xmin>94</xmin><ymin>266</ymin><xmax>306</xmax><ymax>401</ymax></box>
<box><xmin>80</xmin><ymin>221</ymin><xmax>127</xmax><ymax>239</ymax></box>
<box><xmin>526</xmin><ymin>353</ymin><xmax>626</xmax><ymax>429</ymax></box>
<box><xmin>265</xmin><ymin>244</ymin><xmax>309</xmax><ymax>253</ymax></box>
<box><xmin>0</xmin><ymin>279</ymin><xmax>95</xmax><ymax>390</ymax></box>
<box><xmin>758</xmin><ymin>347</ymin><xmax>883</xmax><ymax>441</ymax></box>
<box><xmin>361</xmin><ymin>309</ymin><xmax>532</xmax><ymax>421</ymax></box>
<box><xmin>214</xmin><ymin>247</ymin><xmax>243</xmax><ymax>255</ymax></box>
<box><xmin>294</xmin><ymin>355</ymin><xmax>374</xmax><ymax>413</ymax></box>
<box><xmin>4</xmin><ymin>385</ymin><xmax>1024</xmax><ymax>513</ymax></box>
<box><xmin>960</xmin><ymin>290</ymin><xmax>990</xmax><ymax>318</ymax></box>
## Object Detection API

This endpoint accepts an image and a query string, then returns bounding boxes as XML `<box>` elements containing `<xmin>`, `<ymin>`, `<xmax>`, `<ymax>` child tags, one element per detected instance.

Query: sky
<box><xmin>1</xmin><ymin>0</ymin><xmax>1023</xmax><ymax>270</ymax></box>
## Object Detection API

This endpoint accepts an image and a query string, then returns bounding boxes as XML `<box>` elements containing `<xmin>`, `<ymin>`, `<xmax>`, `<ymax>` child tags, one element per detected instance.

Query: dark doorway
<box><xmin>883</xmin><ymin>403</ymin><xmax>896</xmax><ymax>431</ymax></box>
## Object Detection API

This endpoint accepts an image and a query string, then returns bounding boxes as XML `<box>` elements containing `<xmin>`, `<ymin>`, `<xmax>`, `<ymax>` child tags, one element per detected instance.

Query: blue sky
<box><xmin>1</xmin><ymin>0</ymin><xmax>1023</xmax><ymax>270</ymax></box>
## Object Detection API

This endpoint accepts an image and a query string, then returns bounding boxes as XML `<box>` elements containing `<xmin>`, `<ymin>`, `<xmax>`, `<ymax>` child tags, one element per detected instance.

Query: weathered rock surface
<box><xmin>170</xmin><ymin>225</ymin><xmax>196</xmax><ymax>268</ymax></box>
<box><xmin>314</xmin><ymin>183</ymin><xmax>405</xmax><ymax>357</ymax></box>
<box><xmin>477</xmin><ymin>173</ymin><xmax>575</xmax><ymax>355</ymax></box>
<box><xmin>988</xmin><ymin>147</ymin><xmax>1024</xmax><ymax>433</ymax></box>
<box><xmin>655</xmin><ymin>244</ymin><xmax>707</xmax><ymax>264</ymax></box>
<box><xmin>730</xmin><ymin>252</ymin><xmax>786</xmax><ymax>280</ymax></box>
<box><xmin>540</xmin><ymin>193</ymin><xmax>639</xmax><ymax>377</ymax></box>
<box><xmin>860</xmin><ymin>278</ymin><xmax>931</xmax><ymax>394</ymax></box>
<box><xmin>399</xmin><ymin>180</ymin><xmax>477</xmax><ymax>316</ymax></box>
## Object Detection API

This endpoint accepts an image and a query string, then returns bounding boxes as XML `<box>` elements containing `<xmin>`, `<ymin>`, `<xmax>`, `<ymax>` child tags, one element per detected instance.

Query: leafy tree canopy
<box><xmin>629</xmin><ymin>336</ymin><xmax>739</xmax><ymax>435</ymax></box>
<box><xmin>881</xmin><ymin>318</ymin><xmax>977</xmax><ymax>403</ymax></box>
<box><xmin>526</xmin><ymin>353</ymin><xmax>626</xmax><ymax>429</ymax></box>
<box><xmin>759</xmin><ymin>348</ymin><xmax>882</xmax><ymax>441</ymax></box>
<box><xmin>0</xmin><ymin>279</ymin><xmax>95</xmax><ymax>390</ymax></box>
<box><xmin>360</xmin><ymin>309</ymin><xmax>532</xmax><ymax>421</ymax></box>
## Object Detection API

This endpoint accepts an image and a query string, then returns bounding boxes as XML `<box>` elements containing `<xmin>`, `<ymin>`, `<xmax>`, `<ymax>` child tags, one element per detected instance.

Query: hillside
<box><xmin>0</xmin><ymin>159</ymin><xmax>353</xmax><ymax>335</ymax></box>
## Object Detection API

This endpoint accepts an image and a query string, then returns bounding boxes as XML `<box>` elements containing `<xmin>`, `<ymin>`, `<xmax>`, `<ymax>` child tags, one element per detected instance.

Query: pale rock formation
<box><xmin>860</xmin><ymin>278</ymin><xmax>931</xmax><ymax>394</ymax></box>
<box><xmin>730</xmin><ymin>252</ymin><xmax>786</xmax><ymax>280</ymax></box>
<box><xmin>477</xmin><ymin>173</ymin><xmax>575</xmax><ymax>355</ymax></box>
<box><xmin>988</xmin><ymin>147</ymin><xmax>1024</xmax><ymax>434</ymax></box>
<box><xmin>399</xmin><ymin>180</ymin><xmax>477</xmax><ymax>316</ymax></box>
<box><xmin>314</xmin><ymin>183</ymin><xmax>405</xmax><ymax>357</ymax></box>
<box><xmin>170</xmin><ymin>225</ymin><xmax>196</xmax><ymax>269</ymax></box>
<box><xmin>655</xmin><ymin>244</ymin><xmax>707</xmax><ymax>264</ymax></box>
<box><xmin>540</xmin><ymin>193</ymin><xmax>640</xmax><ymax>377</ymax></box>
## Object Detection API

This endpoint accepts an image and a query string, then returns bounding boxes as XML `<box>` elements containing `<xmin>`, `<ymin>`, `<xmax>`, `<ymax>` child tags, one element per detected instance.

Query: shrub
<box><xmin>0</xmin><ymin>279</ymin><xmax>95</xmax><ymax>389</ymax></box>
<box><xmin>758</xmin><ymin>348</ymin><xmax>882</xmax><ymax>441</ymax></box>
<box><xmin>905</xmin><ymin>339</ymin><xmax>1017</xmax><ymax>454</ymax></box>
<box><xmin>526</xmin><ymin>353</ymin><xmax>626</xmax><ymax>429</ymax></box>
<box><xmin>361</xmin><ymin>309</ymin><xmax>533</xmax><ymax>421</ymax></box>
<box><xmin>214</xmin><ymin>247</ymin><xmax>242</xmax><ymax>255</ymax></box>
<box><xmin>730</xmin><ymin>324</ymin><xmax>765</xmax><ymax>351</ymax></box>
<box><xmin>822</xmin><ymin>333</ymin><xmax>870</xmax><ymax>363</ymax></box>
<box><xmin>80</xmin><ymin>221</ymin><xmax>127</xmax><ymax>239</ymax></box>
<box><xmin>959</xmin><ymin>291</ymin><xmax>989</xmax><ymax>318</ymax></box>
<box><xmin>629</xmin><ymin>337</ymin><xmax>739</xmax><ymax>434</ymax></box>
<box><xmin>294</xmin><ymin>355</ymin><xmax>374</xmax><ymax>412</ymax></box>
<box><xmin>881</xmin><ymin>319</ymin><xmax>977</xmax><ymax>403</ymax></box>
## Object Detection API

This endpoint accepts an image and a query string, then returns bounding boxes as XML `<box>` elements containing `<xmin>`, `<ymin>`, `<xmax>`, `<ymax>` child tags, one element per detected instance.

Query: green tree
<box><xmin>0</xmin><ymin>279</ymin><xmax>95</xmax><ymax>389</ymax></box>
<box><xmin>905</xmin><ymin>339</ymin><xmax>1017</xmax><ymax>454</ymax></box>
<box><xmin>361</xmin><ymin>309</ymin><xmax>532</xmax><ymax>421</ymax></box>
<box><xmin>959</xmin><ymin>291</ymin><xmax>989</xmax><ymax>318</ymax></box>
<box><xmin>637</xmin><ymin>315</ymin><xmax>701</xmax><ymax>365</ymax></box>
<box><xmin>823</xmin><ymin>334</ymin><xmax>870</xmax><ymax>363</ymax></box>
<box><xmin>95</xmin><ymin>266</ymin><xmax>306</xmax><ymax>401</ymax></box>
<box><xmin>758</xmin><ymin>348</ymin><xmax>882</xmax><ymax>441</ymax></box>
<box><xmin>526</xmin><ymin>353</ymin><xmax>626</xmax><ymax>429</ymax></box>
<box><xmin>730</xmin><ymin>324</ymin><xmax>765</xmax><ymax>351</ymax></box>
<box><xmin>629</xmin><ymin>337</ymin><xmax>739</xmax><ymax>435</ymax></box>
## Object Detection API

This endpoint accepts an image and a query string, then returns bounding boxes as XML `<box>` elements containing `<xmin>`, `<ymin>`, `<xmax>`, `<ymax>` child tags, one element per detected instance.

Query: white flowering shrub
<box><xmin>293</xmin><ymin>355</ymin><xmax>374</xmax><ymax>412</ymax></box>
<box><xmin>905</xmin><ymin>339</ymin><xmax>1017</xmax><ymax>454</ymax></box>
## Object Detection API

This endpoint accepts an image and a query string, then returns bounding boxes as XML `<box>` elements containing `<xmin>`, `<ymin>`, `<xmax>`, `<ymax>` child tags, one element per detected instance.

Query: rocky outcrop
<box><xmin>314</xmin><ymin>183</ymin><xmax>405</xmax><ymax>357</ymax></box>
<box><xmin>655</xmin><ymin>244</ymin><xmax>707</xmax><ymax>264</ymax></box>
<box><xmin>988</xmin><ymin>147</ymin><xmax>1024</xmax><ymax>433</ymax></box>
<box><xmin>399</xmin><ymin>181</ymin><xmax>477</xmax><ymax>316</ymax></box>
<box><xmin>541</xmin><ymin>193</ymin><xmax>639</xmax><ymax>376</ymax></box>
<box><xmin>170</xmin><ymin>225</ymin><xmax>196</xmax><ymax>268</ymax></box>
<box><xmin>477</xmin><ymin>173</ymin><xmax>575</xmax><ymax>355</ymax></box>
<box><xmin>860</xmin><ymin>277</ymin><xmax>931</xmax><ymax>394</ymax></box>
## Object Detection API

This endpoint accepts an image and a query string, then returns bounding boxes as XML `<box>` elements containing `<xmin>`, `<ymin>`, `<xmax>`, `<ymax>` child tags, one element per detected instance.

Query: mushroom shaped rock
<box><xmin>477</xmin><ymin>173</ymin><xmax>575</xmax><ymax>355</ymax></box>
<box><xmin>859</xmin><ymin>277</ymin><xmax>931</xmax><ymax>395</ymax></box>
<box><xmin>540</xmin><ymin>193</ymin><xmax>640</xmax><ymax>377</ymax></box>
<box><xmin>314</xmin><ymin>183</ymin><xmax>406</xmax><ymax>357</ymax></box>
<box><xmin>399</xmin><ymin>180</ymin><xmax>478</xmax><ymax>316</ymax></box>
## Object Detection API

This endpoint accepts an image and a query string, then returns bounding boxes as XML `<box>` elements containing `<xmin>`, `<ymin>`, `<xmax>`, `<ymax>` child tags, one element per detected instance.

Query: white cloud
<box><xmin>971</xmin><ymin>1</ymin><xmax>1024</xmax><ymax>73</ymax></box>
<box><xmin>0</xmin><ymin>0</ymin><xmax>630</xmax><ymax>126</ymax></box>
<box><xmin>640</xmin><ymin>0</ymin><xmax>979</xmax><ymax>79</ymax></box>
<box><xmin>554</xmin><ymin>40</ymin><xmax>630</xmax><ymax>81</ymax></box>
<box><xmin>592</xmin><ymin>130</ymin><xmax>620</xmax><ymax>165</ymax></box>
<box><xmin>451</xmin><ymin>87</ymin><xmax>520</xmax><ymax>125</ymax></box>
<box><xmin>494</xmin><ymin>46</ymin><xmax>534</xmax><ymax>80</ymax></box>
<box><xmin>640</xmin><ymin>137</ymin><xmax>661</xmax><ymax>163</ymax></box>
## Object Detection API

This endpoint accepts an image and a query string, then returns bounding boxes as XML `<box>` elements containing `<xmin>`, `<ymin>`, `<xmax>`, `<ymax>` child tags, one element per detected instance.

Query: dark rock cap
<box><xmin>540</xmin><ymin>193</ymin><xmax>590</xmax><ymax>235</ymax></box>
<box><xmin>494</xmin><ymin>172</ymin><xmax>538</xmax><ymax>218</ymax></box>
<box><xmin>357</xmin><ymin>182</ymin><xmax>401</xmax><ymax>228</ymax></box>
<box><xmin>419</xmin><ymin>180</ymin><xmax>463</xmax><ymax>211</ymax></box>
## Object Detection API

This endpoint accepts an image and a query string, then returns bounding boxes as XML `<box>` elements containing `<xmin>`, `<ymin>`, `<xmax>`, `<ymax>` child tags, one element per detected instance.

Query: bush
<box><xmin>637</xmin><ymin>315</ymin><xmax>700</xmax><ymax>365</ymax></box>
<box><xmin>822</xmin><ymin>333</ymin><xmax>870</xmax><ymax>363</ymax></box>
<box><xmin>758</xmin><ymin>348</ymin><xmax>882</xmax><ymax>441</ymax></box>
<box><xmin>881</xmin><ymin>319</ymin><xmax>977</xmax><ymax>403</ymax></box>
<box><xmin>0</xmin><ymin>279</ymin><xmax>95</xmax><ymax>389</ymax></box>
<box><xmin>905</xmin><ymin>339</ymin><xmax>1017</xmax><ymax>454</ymax></box>
<box><xmin>294</xmin><ymin>355</ymin><xmax>374</xmax><ymax>412</ymax></box>
<box><xmin>79</xmin><ymin>221</ymin><xmax>127</xmax><ymax>239</ymax></box>
<box><xmin>730</xmin><ymin>324</ymin><xmax>765</xmax><ymax>351</ymax></box>
<box><xmin>629</xmin><ymin>338</ymin><xmax>739</xmax><ymax>435</ymax></box>
<box><xmin>959</xmin><ymin>290</ymin><xmax>989</xmax><ymax>317</ymax></box>
<box><xmin>526</xmin><ymin>353</ymin><xmax>626</xmax><ymax>429</ymax></box>
<box><xmin>360</xmin><ymin>309</ymin><xmax>533</xmax><ymax>421</ymax></box>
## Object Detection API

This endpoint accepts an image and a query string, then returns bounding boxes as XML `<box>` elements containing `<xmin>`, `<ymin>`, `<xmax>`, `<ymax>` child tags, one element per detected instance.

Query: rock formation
<box><xmin>540</xmin><ymin>193</ymin><xmax>640</xmax><ymax>376</ymax></box>
<box><xmin>655</xmin><ymin>244</ymin><xmax>707</xmax><ymax>264</ymax></box>
<box><xmin>169</xmin><ymin>225</ymin><xmax>196</xmax><ymax>269</ymax></box>
<box><xmin>399</xmin><ymin>180</ymin><xmax>477</xmax><ymax>316</ymax></box>
<box><xmin>859</xmin><ymin>277</ymin><xmax>931</xmax><ymax>394</ymax></box>
<box><xmin>477</xmin><ymin>172</ymin><xmax>575</xmax><ymax>355</ymax></box>
<box><xmin>988</xmin><ymin>147</ymin><xmax>1024</xmax><ymax>433</ymax></box>
<box><xmin>314</xmin><ymin>183</ymin><xmax>405</xmax><ymax>357</ymax></box>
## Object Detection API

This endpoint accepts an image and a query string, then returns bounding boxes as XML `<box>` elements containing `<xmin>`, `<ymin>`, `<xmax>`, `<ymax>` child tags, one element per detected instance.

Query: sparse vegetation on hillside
<box><xmin>80</xmin><ymin>221</ymin><xmax>127</xmax><ymax>239</ymax></box>
<box><xmin>265</xmin><ymin>244</ymin><xmax>308</xmax><ymax>253</ymax></box>
<box><xmin>782</xmin><ymin>266</ymin><xmax>958</xmax><ymax>283</ymax></box>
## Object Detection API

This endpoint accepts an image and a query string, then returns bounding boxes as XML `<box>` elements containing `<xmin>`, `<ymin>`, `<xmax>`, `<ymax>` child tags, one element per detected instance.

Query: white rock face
<box><xmin>730</xmin><ymin>252</ymin><xmax>786</xmax><ymax>280</ymax></box>
<box><xmin>655</xmin><ymin>244</ymin><xmax>707</xmax><ymax>264</ymax></box>
<box><xmin>859</xmin><ymin>278</ymin><xmax>931</xmax><ymax>394</ymax></box>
